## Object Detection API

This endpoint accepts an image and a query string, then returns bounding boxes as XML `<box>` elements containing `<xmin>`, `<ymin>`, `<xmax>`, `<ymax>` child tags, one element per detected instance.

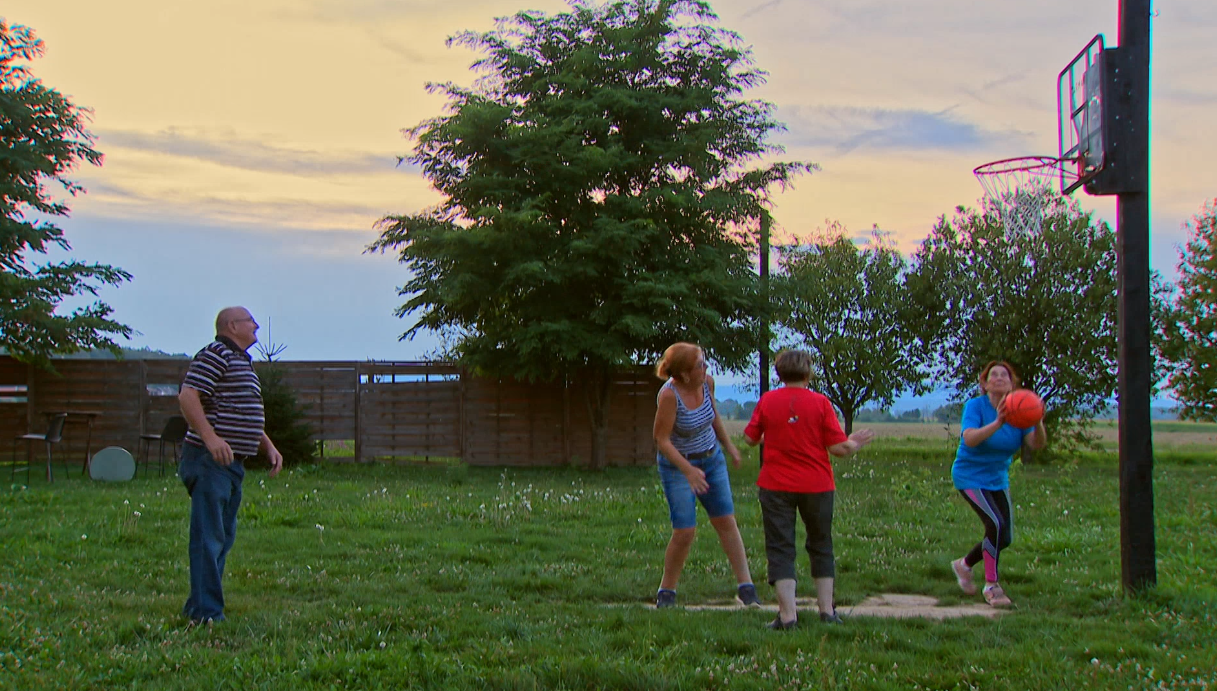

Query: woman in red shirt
<box><xmin>743</xmin><ymin>350</ymin><xmax>875</xmax><ymax>629</ymax></box>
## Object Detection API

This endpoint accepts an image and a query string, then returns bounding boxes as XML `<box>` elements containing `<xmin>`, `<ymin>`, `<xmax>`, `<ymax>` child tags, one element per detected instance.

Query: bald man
<box><xmin>177</xmin><ymin>306</ymin><xmax>283</xmax><ymax>624</ymax></box>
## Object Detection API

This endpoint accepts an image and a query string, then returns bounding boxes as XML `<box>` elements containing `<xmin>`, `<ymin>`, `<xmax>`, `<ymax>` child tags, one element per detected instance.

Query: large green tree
<box><xmin>907</xmin><ymin>193</ymin><xmax>1130</xmax><ymax>455</ymax></box>
<box><xmin>775</xmin><ymin>226</ymin><xmax>931</xmax><ymax>434</ymax></box>
<box><xmin>369</xmin><ymin>0</ymin><xmax>812</xmax><ymax>468</ymax></box>
<box><xmin>1161</xmin><ymin>200</ymin><xmax>1217</xmax><ymax>421</ymax></box>
<box><xmin>1</xmin><ymin>20</ymin><xmax>131</xmax><ymax>368</ymax></box>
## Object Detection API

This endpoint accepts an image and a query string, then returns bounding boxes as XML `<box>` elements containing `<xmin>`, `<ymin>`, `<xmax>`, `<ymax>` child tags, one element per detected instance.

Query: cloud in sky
<box><xmin>1157</xmin><ymin>87</ymin><xmax>1217</xmax><ymax>107</ymax></box>
<box><xmin>740</xmin><ymin>0</ymin><xmax>784</xmax><ymax>20</ymax></box>
<box><xmin>781</xmin><ymin>105</ymin><xmax>1027</xmax><ymax>156</ymax></box>
<box><xmin>97</xmin><ymin>128</ymin><xmax>415</xmax><ymax>178</ymax></box>
<box><xmin>280</xmin><ymin>0</ymin><xmax>564</xmax><ymax>27</ymax></box>
<box><xmin>81</xmin><ymin>179</ymin><xmax>395</xmax><ymax>232</ymax></box>
<box><xmin>9</xmin><ymin>0</ymin><xmax>1215</xmax><ymax>361</ymax></box>
<box><xmin>63</xmin><ymin>127</ymin><xmax>438</xmax><ymax>232</ymax></box>
<box><xmin>45</xmin><ymin>216</ymin><xmax>432</xmax><ymax>361</ymax></box>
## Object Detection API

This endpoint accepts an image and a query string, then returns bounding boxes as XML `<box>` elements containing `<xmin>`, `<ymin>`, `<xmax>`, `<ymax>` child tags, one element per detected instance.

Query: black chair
<box><xmin>11</xmin><ymin>413</ymin><xmax>69</xmax><ymax>484</ymax></box>
<box><xmin>139</xmin><ymin>416</ymin><xmax>189</xmax><ymax>477</ymax></box>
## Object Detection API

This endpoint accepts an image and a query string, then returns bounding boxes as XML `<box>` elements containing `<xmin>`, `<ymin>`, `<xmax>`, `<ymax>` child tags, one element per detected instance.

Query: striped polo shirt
<box><xmin>182</xmin><ymin>336</ymin><xmax>265</xmax><ymax>457</ymax></box>
<box><xmin>661</xmin><ymin>380</ymin><xmax>718</xmax><ymax>457</ymax></box>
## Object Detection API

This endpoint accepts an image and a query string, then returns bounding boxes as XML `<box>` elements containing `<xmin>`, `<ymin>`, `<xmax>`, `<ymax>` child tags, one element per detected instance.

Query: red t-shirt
<box><xmin>745</xmin><ymin>387</ymin><xmax>848</xmax><ymax>493</ymax></box>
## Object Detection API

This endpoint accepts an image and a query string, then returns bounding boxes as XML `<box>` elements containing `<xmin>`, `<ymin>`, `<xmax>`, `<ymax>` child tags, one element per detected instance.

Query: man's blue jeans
<box><xmin>179</xmin><ymin>441</ymin><xmax>245</xmax><ymax>622</ymax></box>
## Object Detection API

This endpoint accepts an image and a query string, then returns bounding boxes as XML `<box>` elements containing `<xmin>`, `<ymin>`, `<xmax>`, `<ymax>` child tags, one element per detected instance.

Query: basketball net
<box><xmin>973</xmin><ymin>156</ymin><xmax>1062</xmax><ymax>236</ymax></box>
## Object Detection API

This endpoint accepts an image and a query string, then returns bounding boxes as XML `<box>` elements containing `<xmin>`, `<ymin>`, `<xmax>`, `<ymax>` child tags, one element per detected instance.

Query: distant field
<box><xmin>721</xmin><ymin>418</ymin><xmax>1217</xmax><ymax>451</ymax></box>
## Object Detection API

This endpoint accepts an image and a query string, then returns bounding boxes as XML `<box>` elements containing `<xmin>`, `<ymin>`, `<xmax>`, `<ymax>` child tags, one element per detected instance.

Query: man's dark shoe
<box><xmin>819</xmin><ymin>610</ymin><xmax>843</xmax><ymax>625</ymax></box>
<box><xmin>735</xmin><ymin>583</ymin><xmax>762</xmax><ymax>607</ymax></box>
<box><xmin>767</xmin><ymin>616</ymin><xmax>798</xmax><ymax>630</ymax></box>
<box><xmin>656</xmin><ymin>589</ymin><xmax>677</xmax><ymax>609</ymax></box>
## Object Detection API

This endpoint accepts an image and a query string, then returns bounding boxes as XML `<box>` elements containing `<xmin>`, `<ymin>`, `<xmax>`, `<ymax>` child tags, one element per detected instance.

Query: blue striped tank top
<box><xmin>661</xmin><ymin>380</ymin><xmax>718</xmax><ymax>456</ymax></box>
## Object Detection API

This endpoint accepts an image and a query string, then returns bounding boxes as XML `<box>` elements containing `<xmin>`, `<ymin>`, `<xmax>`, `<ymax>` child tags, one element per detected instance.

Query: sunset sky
<box><xmin>7</xmin><ymin>0</ymin><xmax>1216</xmax><ymax>379</ymax></box>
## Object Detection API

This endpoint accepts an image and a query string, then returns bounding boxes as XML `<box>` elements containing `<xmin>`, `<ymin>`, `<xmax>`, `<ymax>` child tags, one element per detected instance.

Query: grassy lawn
<box><xmin>2</xmin><ymin>434</ymin><xmax>1215</xmax><ymax>690</ymax></box>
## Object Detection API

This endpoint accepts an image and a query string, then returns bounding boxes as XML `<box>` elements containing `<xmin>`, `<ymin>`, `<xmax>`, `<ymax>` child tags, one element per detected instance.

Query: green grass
<box><xmin>1090</xmin><ymin>419</ymin><xmax>1217</xmax><ymax>435</ymax></box>
<box><xmin>2</xmin><ymin>438</ymin><xmax>1215</xmax><ymax>690</ymax></box>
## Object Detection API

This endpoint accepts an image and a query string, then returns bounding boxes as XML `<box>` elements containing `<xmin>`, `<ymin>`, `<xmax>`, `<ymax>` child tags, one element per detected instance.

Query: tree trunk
<box><xmin>842</xmin><ymin>407</ymin><xmax>855</xmax><ymax>435</ymax></box>
<box><xmin>1020</xmin><ymin>444</ymin><xmax>1037</xmax><ymax>466</ymax></box>
<box><xmin>583</xmin><ymin>368</ymin><xmax>614</xmax><ymax>470</ymax></box>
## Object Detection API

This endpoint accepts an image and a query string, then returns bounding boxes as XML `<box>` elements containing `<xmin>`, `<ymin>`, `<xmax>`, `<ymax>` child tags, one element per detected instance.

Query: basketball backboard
<box><xmin>1058</xmin><ymin>35</ymin><xmax>1107</xmax><ymax>194</ymax></box>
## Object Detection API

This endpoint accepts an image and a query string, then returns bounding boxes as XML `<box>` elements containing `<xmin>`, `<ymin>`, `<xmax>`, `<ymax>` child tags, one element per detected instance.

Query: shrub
<box><xmin>255</xmin><ymin>364</ymin><xmax>316</xmax><ymax>467</ymax></box>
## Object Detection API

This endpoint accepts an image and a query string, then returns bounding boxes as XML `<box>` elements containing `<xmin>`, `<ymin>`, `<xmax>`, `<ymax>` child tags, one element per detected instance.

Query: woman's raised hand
<box><xmin>995</xmin><ymin>395</ymin><xmax>1009</xmax><ymax>424</ymax></box>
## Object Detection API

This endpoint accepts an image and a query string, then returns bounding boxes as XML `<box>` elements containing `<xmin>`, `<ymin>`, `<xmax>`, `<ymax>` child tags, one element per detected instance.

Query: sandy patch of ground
<box><xmin>636</xmin><ymin>593</ymin><xmax>1003</xmax><ymax>620</ymax></box>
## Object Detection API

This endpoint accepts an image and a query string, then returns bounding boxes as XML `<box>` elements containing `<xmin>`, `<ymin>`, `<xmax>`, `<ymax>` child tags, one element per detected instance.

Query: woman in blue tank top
<box><xmin>651</xmin><ymin>342</ymin><xmax>760</xmax><ymax>609</ymax></box>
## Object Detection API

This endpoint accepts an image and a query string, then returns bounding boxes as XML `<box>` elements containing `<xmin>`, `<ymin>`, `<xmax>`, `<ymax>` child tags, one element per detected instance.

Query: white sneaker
<box><xmin>951</xmin><ymin>558</ymin><xmax>977</xmax><ymax>595</ymax></box>
<box><xmin>983</xmin><ymin>584</ymin><xmax>1013</xmax><ymax>607</ymax></box>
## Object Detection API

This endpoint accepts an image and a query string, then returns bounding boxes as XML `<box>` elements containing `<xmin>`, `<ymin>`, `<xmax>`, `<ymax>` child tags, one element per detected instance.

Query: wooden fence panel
<box><xmin>142</xmin><ymin>360</ymin><xmax>191</xmax><ymax>446</ymax></box>
<box><xmin>357</xmin><ymin>364</ymin><xmax>461</xmax><ymax>460</ymax></box>
<box><xmin>462</xmin><ymin>376</ymin><xmax>568</xmax><ymax>467</ymax></box>
<box><xmin>462</xmin><ymin>368</ymin><xmax>656</xmax><ymax>467</ymax></box>
<box><xmin>562</xmin><ymin>369</ymin><xmax>658</xmax><ymax>468</ymax></box>
<box><xmin>0</xmin><ymin>356</ymin><xmax>657</xmax><ymax>469</ymax></box>
<box><xmin>28</xmin><ymin>360</ymin><xmax>145</xmax><ymax>470</ymax></box>
<box><xmin>265</xmin><ymin>362</ymin><xmax>359</xmax><ymax>441</ymax></box>
<box><xmin>0</xmin><ymin>358</ymin><xmax>31</xmax><ymax>453</ymax></box>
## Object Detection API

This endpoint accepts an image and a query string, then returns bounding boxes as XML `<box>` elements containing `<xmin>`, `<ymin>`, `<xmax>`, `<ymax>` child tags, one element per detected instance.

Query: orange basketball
<box><xmin>1003</xmin><ymin>389</ymin><xmax>1044</xmax><ymax>428</ymax></box>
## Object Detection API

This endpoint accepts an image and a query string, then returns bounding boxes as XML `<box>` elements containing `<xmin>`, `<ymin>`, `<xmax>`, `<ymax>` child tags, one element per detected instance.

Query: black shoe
<box><xmin>819</xmin><ymin>610</ymin><xmax>843</xmax><ymax>625</ymax></box>
<box><xmin>735</xmin><ymin>583</ymin><xmax>761</xmax><ymax>607</ymax></box>
<box><xmin>767</xmin><ymin>616</ymin><xmax>798</xmax><ymax>630</ymax></box>
<box><xmin>656</xmin><ymin>589</ymin><xmax>677</xmax><ymax>608</ymax></box>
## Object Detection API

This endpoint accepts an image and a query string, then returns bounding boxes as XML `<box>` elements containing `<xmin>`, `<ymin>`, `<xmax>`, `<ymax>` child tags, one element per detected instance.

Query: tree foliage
<box><xmin>368</xmin><ymin>0</ymin><xmax>813</xmax><ymax>467</ymax></box>
<box><xmin>932</xmin><ymin>402</ymin><xmax>963</xmax><ymax>424</ymax></box>
<box><xmin>775</xmin><ymin>226</ymin><xmax>930</xmax><ymax>433</ymax></box>
<box><xmin>254</xmin><ymin>342</ymin><xmax>316</xmax><ymax>467</ymax></box>
<box><xmin>0</xmin><ymin>20</ymin><xmax>132</xmax><ymax>368</ymax></box>
<box><xmin>906</xmin><ymin>194</ymin><xmax>1131</xmax><ymax>455</ymax></box>
<box><xmin>1162</xmin><ymin>200</ymin><xmax>1217</xmax><ymax>421</ymax></box>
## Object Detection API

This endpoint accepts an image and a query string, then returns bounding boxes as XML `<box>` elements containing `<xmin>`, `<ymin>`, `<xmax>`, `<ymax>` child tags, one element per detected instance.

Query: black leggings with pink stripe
<box><xmin>959</xmin><ymin>488</ymin><xmax>1013</xmax><ymax>583</ymax></box>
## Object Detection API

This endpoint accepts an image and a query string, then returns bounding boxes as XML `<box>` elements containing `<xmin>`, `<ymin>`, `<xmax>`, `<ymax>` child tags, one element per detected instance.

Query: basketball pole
<box><xmin>1115</xmin><ymin>0</ymin><xmax>1156</xmax><ymax>593</ymax></box>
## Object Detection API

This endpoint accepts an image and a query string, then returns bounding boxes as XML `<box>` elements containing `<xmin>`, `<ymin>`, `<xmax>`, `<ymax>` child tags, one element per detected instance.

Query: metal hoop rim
<box><xmin>973</xmin><ymin>155</ymin><xmax>1068</xmax><ymax>177</ymax></box>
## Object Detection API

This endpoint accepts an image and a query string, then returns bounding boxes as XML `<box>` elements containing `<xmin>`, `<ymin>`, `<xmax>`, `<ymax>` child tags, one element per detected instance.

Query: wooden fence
<box><xmin>0</xmin><ymin>356</ymin><xmax>658</xmax><ymax>468</ymax></box>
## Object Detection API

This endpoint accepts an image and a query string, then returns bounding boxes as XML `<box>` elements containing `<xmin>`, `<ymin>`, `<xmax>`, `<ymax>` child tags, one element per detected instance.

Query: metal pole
<box><xmin>759</xmin><ymin>211</ymin><xmax>771</xmax><ymax>399</ymax></box>
<box><xmin>758</xmin><ymin>211</ymin><xmax>771</xmax><ymax>468</ymax></box>
<box><xmin>1116</xmin><ymin>0</ymin><xmax>1155</xmax><ymax>592</ymax></box>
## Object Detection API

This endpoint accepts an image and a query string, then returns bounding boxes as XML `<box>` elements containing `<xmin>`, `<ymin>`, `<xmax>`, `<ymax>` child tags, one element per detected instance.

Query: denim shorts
<box><xmin>657</xmin><ymin>447</ymin><xmax>735</xmax><ymax>529</ymax></box>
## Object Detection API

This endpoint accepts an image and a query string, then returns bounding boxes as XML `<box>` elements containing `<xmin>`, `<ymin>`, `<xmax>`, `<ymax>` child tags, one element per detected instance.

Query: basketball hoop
<box><xmin>973</xmin><ymin>156</ymin><xmax>1076</xmax><ymax>236</ymax></box>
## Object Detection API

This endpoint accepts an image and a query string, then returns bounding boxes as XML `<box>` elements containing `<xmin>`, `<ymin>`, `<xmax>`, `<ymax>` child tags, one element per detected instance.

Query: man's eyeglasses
<box><xmin>232</xmin><ymin>318</ymin><xmax>258</xmax><ymax>327</ymax></box>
